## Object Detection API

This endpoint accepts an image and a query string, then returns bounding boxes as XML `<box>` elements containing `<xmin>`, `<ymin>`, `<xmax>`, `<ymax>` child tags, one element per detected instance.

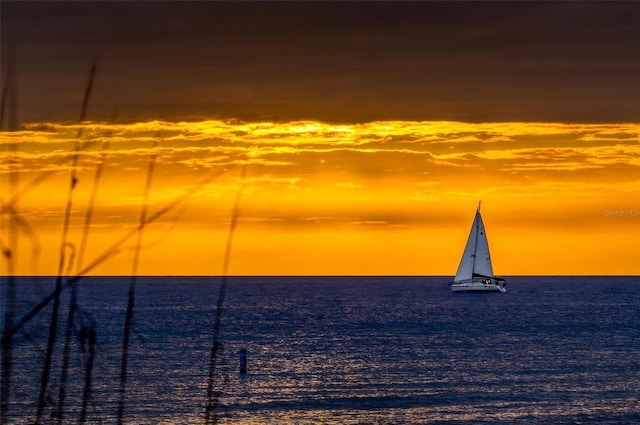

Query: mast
<box><xmin>471</xmin><ymin>201</ymin><xmax>481</xmax><ymax>276</ymax></box>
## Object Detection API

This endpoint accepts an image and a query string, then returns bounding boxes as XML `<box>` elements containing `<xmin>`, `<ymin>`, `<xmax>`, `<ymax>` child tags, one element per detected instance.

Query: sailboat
<box><xmin>451</xmin><ymin>202</ymin><xmax>506</xmax><ymax>293</ymax></box>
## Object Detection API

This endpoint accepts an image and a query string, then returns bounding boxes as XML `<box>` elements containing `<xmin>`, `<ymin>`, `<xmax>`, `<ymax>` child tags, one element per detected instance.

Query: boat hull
<box><xmin>451</xmin><ymin>282</ymin><xmax>506</xmax><ymax>293</ymax></box>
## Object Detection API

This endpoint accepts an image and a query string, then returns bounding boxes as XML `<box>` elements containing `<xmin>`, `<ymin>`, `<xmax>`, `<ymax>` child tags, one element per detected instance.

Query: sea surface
<box><xmin>2</xmin><ymin>276</ymin><xmax>640</xmax><ymax>424</ymax></box>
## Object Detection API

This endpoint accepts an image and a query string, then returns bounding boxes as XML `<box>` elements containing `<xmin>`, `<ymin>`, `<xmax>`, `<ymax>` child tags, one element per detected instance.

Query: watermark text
<box><xmin>604</xmin><ymin>208</ymin><xmax>639</xmax><ymax>217</ymax></box>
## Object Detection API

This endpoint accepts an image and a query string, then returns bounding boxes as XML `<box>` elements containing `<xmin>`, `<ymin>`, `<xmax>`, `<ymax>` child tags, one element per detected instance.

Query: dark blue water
<box><xmin>3</xmin><ymin>276</ymin><xmax>640</xmax><ymax>424</ymax></box>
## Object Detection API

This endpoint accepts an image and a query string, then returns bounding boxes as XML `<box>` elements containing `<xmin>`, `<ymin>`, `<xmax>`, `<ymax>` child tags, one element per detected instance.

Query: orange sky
<box><xmin>1</xmin><ymin>2</ymin><xmax>638</xmax><ymax>276</ymax></box>
<box><xmin>1</xmin><ymin>119</ymin><xmax>638</xmax><ymax>276</ymax></box>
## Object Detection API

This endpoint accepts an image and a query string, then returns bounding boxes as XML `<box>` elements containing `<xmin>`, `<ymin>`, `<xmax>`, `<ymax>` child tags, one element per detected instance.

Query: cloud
<box><xmin>4</xmin><ymin>119</ymin><xmax>638</xmax><ymax>238</ymax></box>
<box><xmin>5</xmin><ymin>119</ymin><xmax>638</xmax><ymax>182</ymax></box>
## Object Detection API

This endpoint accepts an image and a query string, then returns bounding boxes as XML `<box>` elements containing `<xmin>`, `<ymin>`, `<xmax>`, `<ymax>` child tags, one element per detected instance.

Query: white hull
<box><xmin>451</xmin><ymin>282</ymin><xmax>506</xmax><ymax>293</ymax></box>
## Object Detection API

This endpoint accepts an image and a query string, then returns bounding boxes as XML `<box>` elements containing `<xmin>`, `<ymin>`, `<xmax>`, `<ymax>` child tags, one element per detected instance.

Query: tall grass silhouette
<box><xmin>0</xmin><ymin>53</ymin><xmax>241</xmax><ymax>423</ymax></box>
<box><xmin>0</xmin><ymin>42</ymin><xmax>19</xmax><ymax>425</ymax></box>
<box><xmin>35</xmin><ymin>57</ymin><xmax>97</xmax><ymax>425</ymax></box>
<box><xmin>205</xmin><ymin>165</ymin><xmax>247</xmax><ymax>424</ymax></box>
<box><xmin>117</xmin><ymin>136</ymin><xmax>159</xmax><ymax>425</ymax></box>
<box><xmin>57</xmin><ymin>107</ymin><xmax>117</xmax><ymax>424</ymax></box>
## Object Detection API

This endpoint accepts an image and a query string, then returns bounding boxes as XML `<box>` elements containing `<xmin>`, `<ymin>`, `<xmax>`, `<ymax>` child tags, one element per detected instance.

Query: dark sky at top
<box><xmin>2</xmin><ymin>1</ymin><xmax>638</xmax><ymax>123</ymax></box>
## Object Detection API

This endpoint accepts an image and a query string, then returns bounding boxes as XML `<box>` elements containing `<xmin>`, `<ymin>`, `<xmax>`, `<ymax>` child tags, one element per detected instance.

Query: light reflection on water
<box><xmin>3</xmin><ymin>276</ymin><xmax>640</xmax><ymax>424</ymax></box>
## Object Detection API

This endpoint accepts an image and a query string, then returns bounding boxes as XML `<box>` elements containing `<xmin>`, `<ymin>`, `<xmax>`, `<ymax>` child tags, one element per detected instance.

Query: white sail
<box><xmin>453</xmin><ymin>205</ymin><xmax>493</xmax><ymax>283</ymax></box>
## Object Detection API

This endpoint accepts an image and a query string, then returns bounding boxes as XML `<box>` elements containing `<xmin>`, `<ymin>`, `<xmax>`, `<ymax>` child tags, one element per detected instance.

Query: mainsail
<box><xmin>453</xmin><ymin>204</ymin><xmax>493</xmax><ymax>283</ymax></box>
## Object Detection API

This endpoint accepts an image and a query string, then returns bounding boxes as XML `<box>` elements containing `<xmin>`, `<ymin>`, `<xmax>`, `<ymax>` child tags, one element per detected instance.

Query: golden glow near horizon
<box><xmin>1</xmin><ymin>119</ymin><xmax>639</xmax><ymax>276</ymax></box>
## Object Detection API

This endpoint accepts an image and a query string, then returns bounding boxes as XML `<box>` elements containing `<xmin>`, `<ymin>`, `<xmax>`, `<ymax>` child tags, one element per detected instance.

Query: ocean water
<box><xmin>2</xmin><ymin>276</ymin><xmax>640</xmax><ymax>424</ymax></box>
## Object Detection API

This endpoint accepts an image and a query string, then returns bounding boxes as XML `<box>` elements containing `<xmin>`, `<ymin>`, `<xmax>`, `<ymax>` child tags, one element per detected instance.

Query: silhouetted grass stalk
<box><xmin>205</xmin><ymin>165</ymin><xmax>247</xmax><ymax>424</ymax></box>
<box><xmin>0</xmin><ymin>202</ymin><xmax>40</xmax><ymax>271</ymax></box>
<box><xmin>117</xmin><ymin>136</ymin><xmax>159</xmax><ymax>425</ymax></box>
<box><xmin>0</xmin><ymin>42</ymin><xmax>18</xmax><ymax>424</ymax></box>
<box><xmin>58</xmin><ymin>109</ymin><xmax>115</xmax><ymax>424</ymax></box>
<box><xmin>36</xmin><ymin>58</ymin><xmax>96</xmax><ymax>424</ymax></box>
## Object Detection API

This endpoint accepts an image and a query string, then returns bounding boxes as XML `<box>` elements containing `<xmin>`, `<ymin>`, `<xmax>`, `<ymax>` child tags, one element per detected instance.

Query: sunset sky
<box><xmin>1</xmin><ymin>1</ymin><xmax>638</xmax><ymax>276</ymax></box>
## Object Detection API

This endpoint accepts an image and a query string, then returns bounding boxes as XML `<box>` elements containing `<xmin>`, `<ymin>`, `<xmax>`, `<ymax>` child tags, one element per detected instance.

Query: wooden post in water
<box><xmin>239</xmin><ymin>348</ymin><xmax>247</xmax><ymax>374</ymax></box>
